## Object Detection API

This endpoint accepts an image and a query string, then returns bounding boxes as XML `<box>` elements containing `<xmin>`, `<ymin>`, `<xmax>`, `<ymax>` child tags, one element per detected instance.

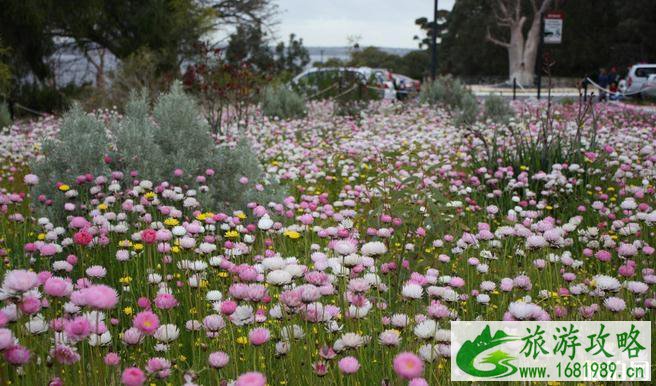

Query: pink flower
<box><xmin>19</xmin><ymin>296</ymin><xmax>41</xmax><ymax>314</ymax></box>
<box><xmin>39</xmin><ymin>244</ymin><xmax>57</xmax><ymax>256</ymax></box>
<box><xmin>2</xmin><ymin>270</ymin><xmax>38</xmax><ymax>293</ymax></box>
<box><xmin>393</xmin><ymin>352</ymin><xmax>424</xmax><ymax>379</ymax></box>
<box><xmin>248</xmin><ymin>327</ymin><xmax>271</xmax><ymax>346</ymax></box>
<box><xmin>0</xmin><ymin>328</ymin><xmax>14</xmax><ymax>350</ymax></box>
<box><xmin>220</xmin><ymin>300</ymin><xmax>237</xmax><ymax>315</ymax></box>
<box><xmin>44</xmin><ymin>276</ymin><xmax>73</xmax><ymax>297</ymax></box>
<box><xmin>4</xmin><ymin>345</ymin><xmax>31</xmax><ymax>365</ymax></box>
<box><xmin>235</xmin><ymin>371</ymin><xmax>266</xmax><ymax>386</ymax></box>
<box><xmin>82</xmin><ymin>284</ymin><xmax>118</xmax><ymax>309</ymax></box>
<box><xmin>141</xmin><ymin>229</ymin><xmax>157</xmax><ymax>244</ymax></box>
<box><xmin>409</xmin><ymin>378</ymin><xmax>429</xmax><ymax>386</ymax></box>
<box><xmin>73</xmin><ymin>230</ymin><xmax>93</xmax><ymax>246</ymax></box>
<box><xmin>338</xmin><ymin>356</ymin><xmax>360</xmax><ymax>374</ymax></box>
<box><xmin>104</xmin><ymin>352</ymin><xmax>120</xmax><ymax>366</ymax></box>
<box><xmin>208</xmin><ymin>351</ymin><xmax>229</xmax><ymax>368</ymax></box>
<box><xmin>154</xmin><ymin>293</ymin><xmax>178</xmax><ymax>309</ymax></box>
<box><xmin>145</xmin><ymin>357</ymin><xmax>171</xmax><ymax>379</ymax></box>
<box><xmin>23</xmin><ymin>174</ymin><xmax>39</xmax><ymax>185</ymax></box>
<box><xmin>50</xmin><ymin>345</ymin><xmax>80</xmax><ymax>365</ymax></box>
<box><xmin>133</xmin><ymin>311</ymin><xmax>160</xmax><ymax>335</ymax></box>
<box><xmin>65</xmin><ymin>316</ymin><xmax>91</xmax><ymax>341</ymax></box>
<box><xmin>121</xmin><ymin>367</ymin><xmax>146</xmax><ymax>386</ymax></box>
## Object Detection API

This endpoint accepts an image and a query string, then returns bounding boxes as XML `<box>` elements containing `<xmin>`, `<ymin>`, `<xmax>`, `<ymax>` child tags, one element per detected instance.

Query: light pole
<box><xmin>431</xmin><ymin>0</ymin><xmax>438</xmax><ymax>80</ymax></box>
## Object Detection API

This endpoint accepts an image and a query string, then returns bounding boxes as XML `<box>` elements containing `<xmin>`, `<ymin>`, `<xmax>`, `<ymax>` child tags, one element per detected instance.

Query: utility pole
<box><xmin>430</xmin><ymin>0</ymin><xmax>438</xmax><ymax>80</ymax></box>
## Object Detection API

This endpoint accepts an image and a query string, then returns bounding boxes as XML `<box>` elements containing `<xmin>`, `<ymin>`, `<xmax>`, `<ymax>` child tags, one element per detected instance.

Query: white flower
<box><xmin>258</xmin><ymin>216</ymin><xmax>274</xmax><ymax>230</ymax></box>
<box><xmin>361</xmin><ymin>241</ymin><xmax>387</xmax><ymax>256</ymax></box>
<box><xmin>206</xmin><ymin>290</ymin><xmax>223</xmax><ymax>302</ymax></box>
<box><xmin>275</xmin><ymin>341</ymin><xmax>290</xmax><ymax>355</ymax></box>
<box><xmin>280</xmin><ymin>325</ymin><xmax>305</xmax><ymax>341</ymax></box>
<box><xmin>261</xmin><ymin>257</ymin><xmax>286</xmax><ymax>271</ymax></box>
<box><xmin>508</xmin><ymin>302</ymin><xmax>542</xmax><ymax>320</ymax></box>
<box><xmin>341</xmin><ymin>332</ymin><xmax>364</xmax><ymax>348</ymax></box>
<box><xmin>414</xmin><ymin>319</ymin><xmax>438</xmax><ymax>339</ymax></box>
<box><xmin>592</xmin><ymin>275</ymin><xmax>621</xmax><ymax>291</ymax></box>
<box><xmin>390</xmin><ymin>313</ymin><xmax>410</xmax><ymax>328</ymax></box>
<box><xmin>185</xmin><ymin>320</ymin><xmax>202</xmax><ymax>331</ymax></box>
<box><xmin>476</xmin><ymin>294</ymin><xmax>490</xmax><ymax>304</ymax></box>
<box><xmin>25</xmin><ymin>315</ymin><xmax>48</xmax><ymax>334</ymax></box>
<box><xmin>88</xmin><ymin>331</ymin><xmax>112</xmax><ymax>346</ymax></box>
<box><xmin>172</xmin><ymin>226</ymin><xmax>187</xmax><ymax>237</ymax></box>
<box><xmin>419</xmin><ymin>344</ymin><xmax>440</xmax><ymax>362</ymax></box>
<box><xmin>266</xmin><ymin>270</ymin><xmax>292</xmax><ymax>285</ymax></box>
<box><xmin>154</xmin><ymin>324</ymin><xmax>180</xmax><ymax>342</ymax></box>
<box><xmin>333</xmin><ymin>240</ymin><xmax>357</xmax><ymax>255</ymax></box>
<box><xmin>401</xmin><ymin>283</ymin><xmax>423</xmax><ymax>299</ymax></box>
<box><xmin>230</xmin><ymin>305</ymin><xmax>254</xmax><ymax>326</ymax></box>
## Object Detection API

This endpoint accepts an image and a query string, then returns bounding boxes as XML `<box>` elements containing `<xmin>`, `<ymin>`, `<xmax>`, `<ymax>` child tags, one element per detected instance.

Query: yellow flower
<box><xmin>144</xmin><ymin>192</ymin><xmax>156</xmax><ymax>200</ymax></box>
<box><xmin>236</xmin><ymin>336</ymin><xmax>248</xmax><ymax>345</ymax></box>
<box><xmin>164</xmin><ymin>218</ymin><xmax>179</xmax><ymax>226</ymax></box>
<box><xmin>283</xmin><ymin>230</ymin><xmax>301</xmax><ymax>239</ymax></box>
<box><xmin>58</xmin><ymin>184</ymin><xmax>70</xmax><ymax>192</ymax></box>
<box><xmin>236</xmin><ymin>212</ymin><xmax>246</xmax><ymax>220</ymax></box>
<box><xmin>123</xmin><ymin>307</ymin><xmax>133</xmax><ymax>316</ymax></box>
<box><xmin>133</xmin><ymin>243</ymin><xmax>144</xmax><ymax>251</ymax></box>
<box><xmin>171</xmin><ymin>246</ymin><xmax>180</xmax><ymax>254</ymax></box>
<box><xmin>119</xmin><ymin>240</ymin><xmax>133</xmax><ymax>248</ymax></box>
<box><xmin>98</xmin><ymin>203</ymin><xmax>108</xmax><ymax>211</ymax></box>
<box><xmin>37</xmin><ymin>233</ymin><xmax>45</xmax><ymax>241</ymax></box>
<box><xmin>225</xmin><ymin>230</ymin><xmax>240</xmax><ymax>239</ymax></box>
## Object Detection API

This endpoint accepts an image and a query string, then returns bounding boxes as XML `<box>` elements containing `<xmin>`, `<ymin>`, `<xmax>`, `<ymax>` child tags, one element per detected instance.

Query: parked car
<box><xmin>391</xmin><ymin>73</ymin><xmax>421</xmax><ymax>99</ymax></box>
<box><xmin>290</xmin><ymin>67</ymin><xmax>396</xmax><ymax>100</ymax></box>
<box><xmin>623</xmin><ymin>64</ymin><xmax>656</xmax><ymax>97</ymax></box>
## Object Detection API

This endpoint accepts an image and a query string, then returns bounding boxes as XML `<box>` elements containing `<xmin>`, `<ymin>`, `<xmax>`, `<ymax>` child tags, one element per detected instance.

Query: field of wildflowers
<box><xmin>0</xmin><ymin>99</ymin><xmax>654</xmax><ymax>385</ymax></box>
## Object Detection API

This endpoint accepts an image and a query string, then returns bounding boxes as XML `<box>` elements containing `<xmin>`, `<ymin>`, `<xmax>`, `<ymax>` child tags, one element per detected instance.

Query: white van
<box><xmin>624</xmin><ymin>64</ymin><xmax>656</xmax><ymax>97</ymax></box>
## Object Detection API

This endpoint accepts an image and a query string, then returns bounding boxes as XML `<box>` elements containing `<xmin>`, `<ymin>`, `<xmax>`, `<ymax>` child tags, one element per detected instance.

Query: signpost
<box><xmin>537</xmin><ymin>10</ymin><xmax>563</xmax><ymax>99</ymax></box>
<box><xmin>543</xmin><ymin>12</ymin><xmax>564</xmax><ymax>44</ymax></box>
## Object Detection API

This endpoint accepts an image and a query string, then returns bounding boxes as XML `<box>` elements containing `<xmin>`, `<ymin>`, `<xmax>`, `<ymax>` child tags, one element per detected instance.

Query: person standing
<box><xmin>597</xmin><ymin>68</ymin><xmax>610</xmax><ymax>101</ymax></box>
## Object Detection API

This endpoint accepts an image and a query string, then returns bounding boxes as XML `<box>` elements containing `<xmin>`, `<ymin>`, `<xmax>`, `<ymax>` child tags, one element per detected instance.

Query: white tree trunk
<box><xmin>507</xmin><ymin>16</ymin><xmax>541</xmax><ymax>86</ymax></box>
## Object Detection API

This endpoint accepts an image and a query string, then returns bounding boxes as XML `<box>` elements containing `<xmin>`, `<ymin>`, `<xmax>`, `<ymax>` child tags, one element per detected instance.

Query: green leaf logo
<box><xmin>456</xmin><ymin>325</ymin><xmax>520</xmax><ymax>378</ymax></box>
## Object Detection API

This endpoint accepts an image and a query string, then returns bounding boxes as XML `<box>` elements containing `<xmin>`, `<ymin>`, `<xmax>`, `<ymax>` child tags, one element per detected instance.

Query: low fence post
<box><xmin>512</xmin><ymin>78</ymin><xmax>517</xmax><ymax>100</ymax></box>
<box><xmin>583</xmin><ymin>79</ymin><xmax>588</xmax><ymax>102</ymax></box>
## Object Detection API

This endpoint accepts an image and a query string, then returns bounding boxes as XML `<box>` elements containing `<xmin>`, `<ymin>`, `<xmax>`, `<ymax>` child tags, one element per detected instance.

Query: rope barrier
<box><xmin>332</xmin><ymin>84</ymin><xmax>359</xmax><ymax>99</ymax></box>
<box><xmin>584</xmin><ymin>77</ymin><xmax>656</xmax><ymax>97</ymax></box>
<box><xmin>14</xmin><ymin>103</ymin><xmax>49</xmax><ymax>117</ymax></box>
<box><xmin>306</xmin><ymin>83</ymin><xmax>338</xmax><ymax>99</ymax></box>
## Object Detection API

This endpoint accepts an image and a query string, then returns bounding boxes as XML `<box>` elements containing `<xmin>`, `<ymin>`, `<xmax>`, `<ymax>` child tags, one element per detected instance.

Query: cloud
<box><xmin>273</xmin><ymin>0</ymin><xmax>455</xmax><ymax>48</ymax></box>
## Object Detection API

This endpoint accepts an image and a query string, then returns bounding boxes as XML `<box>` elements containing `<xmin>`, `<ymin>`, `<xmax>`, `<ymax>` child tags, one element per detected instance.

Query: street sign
<box><xmin>543</xmin><ymin>11</ymin><xmax>564</xmax><ymax>44</ymax></box>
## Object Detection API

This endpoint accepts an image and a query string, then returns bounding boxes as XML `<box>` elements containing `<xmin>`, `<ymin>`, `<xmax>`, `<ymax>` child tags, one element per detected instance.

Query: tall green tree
<box><xmin>274</xmin><ymin>33</ymin><xmax>310</xmax><ymax>77</ymax></box>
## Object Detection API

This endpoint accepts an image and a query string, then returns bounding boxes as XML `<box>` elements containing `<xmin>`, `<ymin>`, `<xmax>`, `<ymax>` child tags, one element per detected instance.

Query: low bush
<box><xmin>482</xmin><ymin>94</ymin><xmax>514</xmax><ymax>124</ymax></box>
<box><xmin>0</xmin><ymin>101</ymin><xmax>10</xmax><ymax>129</ymax></box>
<box><xmin>30</xmin><ymin>82</ymin><xmax>283</xmax><ymax>220</ymax></box>
<box><xmin>419</xmin><ymin>75</ymin><xmax>471</xmax><ymax>110</ymax></box>
<box><xmin>260</xmin><ymin>85</ymin><xmax>306</xmax><ymax>119</ymax></box>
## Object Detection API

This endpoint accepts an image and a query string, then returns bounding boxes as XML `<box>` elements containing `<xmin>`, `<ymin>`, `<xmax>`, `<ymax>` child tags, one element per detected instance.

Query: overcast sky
<box><xmin>272</xmin><ymin>0</ymin><xmax>455</xmax><ymax>48</ymax></box>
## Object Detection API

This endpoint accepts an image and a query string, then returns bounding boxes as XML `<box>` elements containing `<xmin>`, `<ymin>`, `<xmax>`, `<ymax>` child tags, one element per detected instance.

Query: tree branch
<box><xmin>486</xmin><ymin>28</ymin><xmax>511</xmax><ymax>48</ymax></box>
<box><xmin>538</xmin><ymin>0</ymin><xmax>553</xmax><ymax>14</ymax></box>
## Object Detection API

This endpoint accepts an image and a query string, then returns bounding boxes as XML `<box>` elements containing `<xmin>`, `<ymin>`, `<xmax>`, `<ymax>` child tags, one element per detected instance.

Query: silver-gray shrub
<box><xmin>30</xmin><ymin>82</ymin><xmax>283</xmax><ymax>220</ymax></box>
<box><xmin>419</xmin><ymin>75</ymin><xmax>471</xmax><ymax>110</ymax></box>
<box><xmin>31</xmin><ymin>104</ymin><xmax>110</xmax><ymax>218</ymax></box>
<box><xmin>260</xmin><ymin>85</ymin><xmax>307</xmax><ymax>119</ymax></box>
<box><xmin>482</xmin><ymin>94</ymin><xmax>514</xmax><ymax>124</ymax></box>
